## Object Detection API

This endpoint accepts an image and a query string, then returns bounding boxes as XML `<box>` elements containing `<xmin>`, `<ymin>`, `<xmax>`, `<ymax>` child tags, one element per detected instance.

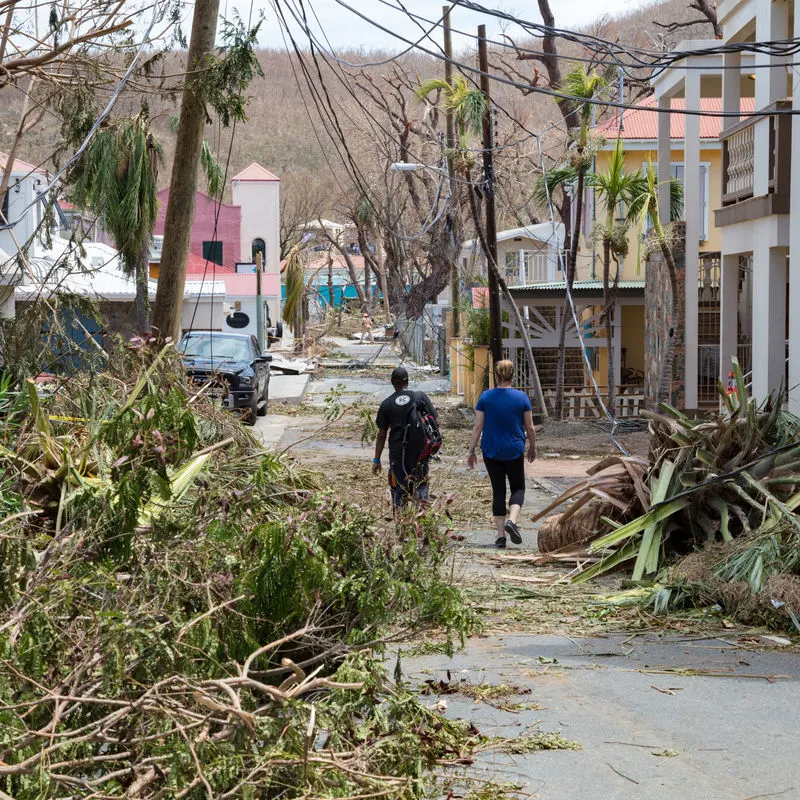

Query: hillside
<box><xmin>0</xmin><ymin>0</ymin><xmax>715</xmax><ymax>225</ymax></box>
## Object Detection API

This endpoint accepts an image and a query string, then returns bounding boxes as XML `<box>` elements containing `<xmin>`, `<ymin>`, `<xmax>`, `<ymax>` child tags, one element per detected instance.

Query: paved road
<box><xmin>408</xmin><ymin>633</ymin><xmax>800</xmax><ymax>800</ymax></box>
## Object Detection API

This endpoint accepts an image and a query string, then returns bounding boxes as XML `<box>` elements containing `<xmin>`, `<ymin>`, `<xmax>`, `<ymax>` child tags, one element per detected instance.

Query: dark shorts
<box><xmin>388</xmin><ymin>461</ymin><xmax>429</xmax><ymax>508</ymax></box>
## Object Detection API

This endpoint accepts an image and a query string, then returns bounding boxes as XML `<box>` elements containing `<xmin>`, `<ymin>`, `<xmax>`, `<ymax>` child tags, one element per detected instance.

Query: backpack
<box><xmin>402</xmin><ymin>392</ymin><xmax>443</xmax><ymax>468</ymax></box>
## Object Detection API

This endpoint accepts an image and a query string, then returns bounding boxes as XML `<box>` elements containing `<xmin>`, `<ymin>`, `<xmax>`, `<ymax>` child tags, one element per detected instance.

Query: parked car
<box><xmin>178</xmin><ymin>331</ymin><xmax>271</xmax><ymax>424</ymax></box>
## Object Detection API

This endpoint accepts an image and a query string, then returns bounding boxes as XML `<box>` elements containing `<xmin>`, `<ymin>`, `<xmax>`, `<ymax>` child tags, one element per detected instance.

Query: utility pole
<box><xmin>444</xmin><ymin>5</ymin><xmax>459</xmax><ymax>339</ymax></box>
<box><xmin>152</xmin><ymin>0</ymin><xmax>221</xmax><ymax>342</ymax></box>
<box><xmin>255</xmin><ymin>251</ymin><xmax>265</xmax><ymax>352</ymax></box>
<box><xmin>478</xmin><ymin>25</ymin><xmax>503</xmax><ymax>367</ymax></box>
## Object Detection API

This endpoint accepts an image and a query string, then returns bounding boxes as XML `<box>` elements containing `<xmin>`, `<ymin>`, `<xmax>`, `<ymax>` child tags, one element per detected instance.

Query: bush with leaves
<box><xmin>0</xmin><ymin>341</ymin><xmax>475</xmax><ymax>797</ymax></box>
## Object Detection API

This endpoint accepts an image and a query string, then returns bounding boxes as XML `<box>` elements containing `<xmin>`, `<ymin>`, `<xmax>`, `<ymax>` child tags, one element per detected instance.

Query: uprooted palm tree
<box><xmin>70</xmin><ymin>110</ymin><xmax>162</xmax><ymax>331</ymax></box>
<box><xmin>416</xmin><ymin>76</ymin><xmax>547</xmax><ymax>418</ymax></box>
<box><xmin>533</xmin><ymin>66</ymin><xmax>608</xmax><ymax>419</ymax></box>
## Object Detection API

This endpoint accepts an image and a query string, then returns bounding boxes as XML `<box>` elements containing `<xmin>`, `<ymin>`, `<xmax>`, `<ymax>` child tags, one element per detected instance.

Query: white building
<box><xmin>440</xmin><ymin>222</ymin><xmax>565</xmax><ymax>306</ymax></box>
<box><xmin>652</xmin><ymin>0</ymin><xmax>799</xmax><ymax>412</ymax></box>
<box><xmin>231</xmin><ymin>163</ymin><xmax>281</xmax><ymax>323</ymax></box>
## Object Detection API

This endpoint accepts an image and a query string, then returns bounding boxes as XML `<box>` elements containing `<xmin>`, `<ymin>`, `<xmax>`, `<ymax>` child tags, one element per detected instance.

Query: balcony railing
<box><xmin>720</xmin><ymin>100</ymin><xmax>791</xmax><ymax>207</ymax></box>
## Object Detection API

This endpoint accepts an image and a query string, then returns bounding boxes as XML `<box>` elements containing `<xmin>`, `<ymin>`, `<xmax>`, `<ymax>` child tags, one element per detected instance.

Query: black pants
<box><xmin>483</xmin><ymin>455</ymin><xmax>526</xmax><ymax>517</ymax></box>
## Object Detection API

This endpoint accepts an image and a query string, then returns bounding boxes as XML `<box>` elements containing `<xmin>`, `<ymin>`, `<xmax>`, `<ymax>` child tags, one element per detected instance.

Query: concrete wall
<box><xmin>232</xmin><ymin>179</ymin><xmax>280</xmax><ymax>278</ymax></box>
<box><xmin>154</xmin><ymin>189</ymin><xmax>242</xmax><ymax>270</ymax></box>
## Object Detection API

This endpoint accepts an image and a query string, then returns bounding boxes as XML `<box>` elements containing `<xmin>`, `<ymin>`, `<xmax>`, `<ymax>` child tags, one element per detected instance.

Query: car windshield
<box><xmin>180</xmin><ymin>335</ymin><xmax>250</xmax><ymax>361</ymax></box>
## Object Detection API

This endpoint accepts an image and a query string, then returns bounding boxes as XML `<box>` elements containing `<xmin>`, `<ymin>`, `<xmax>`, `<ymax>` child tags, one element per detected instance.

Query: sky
<box><xmin>238</xmin><ymin>0</ymin><xmax>651</xmax><ymax>52</ymax></box>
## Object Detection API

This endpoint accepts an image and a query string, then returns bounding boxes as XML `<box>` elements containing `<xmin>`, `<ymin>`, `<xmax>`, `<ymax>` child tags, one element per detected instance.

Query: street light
<box><xmin>389</xmin><ymin>162</ymin><xmax>447</xmax><ymax>175</ymax></box>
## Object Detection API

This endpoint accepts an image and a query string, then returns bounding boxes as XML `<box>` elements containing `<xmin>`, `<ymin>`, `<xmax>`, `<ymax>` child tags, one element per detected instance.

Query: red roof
<box><xmin>0</xmin><ymin>151</ymin><xmax>46</xmax><ymax>175</ymax></box>
<box><xmin>232</xmin><ymin>162</ymin><xmax>280</xmax><ymax>182</ymax></box>
<box><xmin>185</xmin><ymin>252</ymin><xmax>235</xmax><ymax>275</ymax></box>
<box><xmin>595</xmin><ymin>96</ymin><xmax>756</xmax><ymax>141</ymax></box>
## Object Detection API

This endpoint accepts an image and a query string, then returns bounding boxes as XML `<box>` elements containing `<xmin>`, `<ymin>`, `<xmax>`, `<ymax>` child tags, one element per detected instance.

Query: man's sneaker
<box><xmin>495</xmin><ymin>536</ymin><xmax>507</xmax><ymax>549</ymax></box>
<box><xmin>504</xmin><ymin>520</ymin><xmax>522</xmax><ymax>544</ymax></box>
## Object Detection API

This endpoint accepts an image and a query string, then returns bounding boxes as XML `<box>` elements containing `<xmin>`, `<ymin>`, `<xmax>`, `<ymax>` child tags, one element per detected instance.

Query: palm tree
<box><xmin>627</xmin><ymin>163</ymin><xmax>684</xmax><ymax>406</ymax></box>
<box><xmin>533</xmin><ymin>66</ymin><xmax>608</xmax><ymax>419</ymax></box>
<box><xmin>70</xmin><ymin>110</ymin><xmax>161</xmax><ymax>332</ymax></box>
<box><xmin>588</xmin><ymin>140</ymin><xmax>644</xmax><ymax>412</ymax></box>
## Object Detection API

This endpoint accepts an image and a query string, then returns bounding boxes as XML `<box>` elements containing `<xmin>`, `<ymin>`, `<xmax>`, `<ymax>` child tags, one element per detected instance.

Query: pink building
<box><xmin>154</xmin><ymin>189</ymin><xmax>242</xmax><ymax>271</ymax></box>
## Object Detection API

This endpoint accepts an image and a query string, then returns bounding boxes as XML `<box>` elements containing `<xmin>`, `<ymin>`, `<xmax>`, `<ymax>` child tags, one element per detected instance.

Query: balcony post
<box><xmin>789</xmin><ymin>3</ymin><xmax>800</xmax><ymax>414</ymax></box>
<box><xmin>721</xmin><ymin>51</ymin><xmax>740</xmax><ymax>132</ymax></box>
<box><xmin>657</xmin><ymin>95</ymin><xmax>671</xmax><ymax>223</ymax></box>
<box><xmin>519</xmin><ymin>248</ymin><xmax>525</xmax><ymax>285</ymax></box>
<box><xmin>751</xmin><ymin>245</ymin><xmax>787</xmax><ymax>402</ymax></box>
<box><xmin>684</xmin><ymin>70</ymin><xmax>701</xmax><ymax>409</ymax></box>
<box><xmin>719</xmin><ymin>252</ymin><xmax>739</xmax><ymax>390</ymax></box>
<box><xmin>753</xmin><ymin>0</ymin><xmax>789</xmax><ymax>196</ymax></box>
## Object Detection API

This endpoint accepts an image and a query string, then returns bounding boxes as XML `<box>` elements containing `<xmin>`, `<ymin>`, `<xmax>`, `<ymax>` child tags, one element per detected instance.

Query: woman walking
<box><xmin>467</xmin><ymin>360</ymin><xmax>537</xmax><ymax>548</ymax></box>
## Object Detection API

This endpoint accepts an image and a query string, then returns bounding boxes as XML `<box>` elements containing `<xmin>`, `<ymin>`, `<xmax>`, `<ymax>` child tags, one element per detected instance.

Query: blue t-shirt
<box><xmin>476</xmin><ymin>387</ymin><xmax>532</xmax><ymax>460</ymax></box>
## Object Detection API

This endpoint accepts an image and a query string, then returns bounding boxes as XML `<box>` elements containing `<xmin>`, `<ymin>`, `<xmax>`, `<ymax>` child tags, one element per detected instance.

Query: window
<box><xmin>504</xmin><ymin>252</ymin><xmax>520</xmax><ymax>282</ymax></box>
<box><xmin>202</xmin><ymin>240</ymin><xmax>224</xmax><ymax>266</ymax></box>
<box><xmin>251</xmin><ymin>238</ymin><xmax>266</xmax><ymax>267</ymax></box>
<box><xmin>644</xmin><ymin>162</ymin><xmax>709</xmax><ymax>243</ymax></box>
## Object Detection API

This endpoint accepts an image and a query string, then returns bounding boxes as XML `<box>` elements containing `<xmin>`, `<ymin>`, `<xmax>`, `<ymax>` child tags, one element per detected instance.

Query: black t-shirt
<box><xmin>376</xmin><ymin>390</ymin><xmax>436</xmax><ymax>465</ymax></box>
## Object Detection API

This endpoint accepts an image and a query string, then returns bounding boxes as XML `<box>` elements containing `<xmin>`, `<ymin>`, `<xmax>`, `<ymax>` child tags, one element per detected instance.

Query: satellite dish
<box><xmin>226</xmin><ymin>311</ymin><xmax>250</xmax><ymax>329</ymax></box>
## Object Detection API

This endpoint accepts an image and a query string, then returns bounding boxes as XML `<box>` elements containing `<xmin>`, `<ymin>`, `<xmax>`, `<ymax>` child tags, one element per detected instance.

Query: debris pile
<box><xmin>536</xmin><ymin>364</ymin><xmax>800</xmax><ymax>630</ymax></box>
<box><xmin>0</xmin><ymin>342</ymin><xmax>476</xmax><ymax>798</ymax></box>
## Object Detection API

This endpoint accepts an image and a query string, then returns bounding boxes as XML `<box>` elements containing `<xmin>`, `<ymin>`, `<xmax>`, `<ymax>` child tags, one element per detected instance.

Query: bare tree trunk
<box><xmin>327</xmin><ymin>252</ymin><xmax>334</xmax><ymax>311</ymax></box>
<box><xmin>151</xmin><ymin>0</ymin><xmax>220</xmax><ymax>342</ymax></box>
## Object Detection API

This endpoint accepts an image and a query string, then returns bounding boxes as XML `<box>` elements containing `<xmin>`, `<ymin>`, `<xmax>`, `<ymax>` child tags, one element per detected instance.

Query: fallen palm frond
<box><xmin>535</xmin><ymin>361</ymin><xmax>800</xmax><ymax>629</ymax></box>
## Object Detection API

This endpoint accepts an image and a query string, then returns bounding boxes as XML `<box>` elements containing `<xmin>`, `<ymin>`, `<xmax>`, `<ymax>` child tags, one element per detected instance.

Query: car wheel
<box><xmin>256</xmin><ymin>380</ymin><xmax>268</xmax><ymax>416</ymax></box>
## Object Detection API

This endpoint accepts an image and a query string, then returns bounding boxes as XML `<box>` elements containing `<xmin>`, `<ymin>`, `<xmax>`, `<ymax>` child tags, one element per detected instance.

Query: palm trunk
<box><xmin>554</xmin><ymin>165</ymin><xmax>585</xmax><ymax>419</ymax></box>
<box><xmin>654</xmin><ymin>219</ymin><xmax>682</xmax><ymax>406</ymax></box>
<box><xmin>151</xmin><ymin>0</ymin><xmax>220</xmax><ymax>342</ymax></box>
<box><xmin>602</xmin><ymin>237</ymin><xmax>616</xmax><ymax>414</ymax></box>
<box><xmin>135</xmin><ymin>249</ymin><xmax>151</xmax><ymax>332</ymax></box>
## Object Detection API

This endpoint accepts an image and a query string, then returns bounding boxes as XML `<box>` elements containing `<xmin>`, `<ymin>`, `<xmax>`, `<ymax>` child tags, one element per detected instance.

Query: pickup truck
<box><xmin>178</xmin><ymin>331</ymin><xmax>271</xmax><ymax>424</ymax></box>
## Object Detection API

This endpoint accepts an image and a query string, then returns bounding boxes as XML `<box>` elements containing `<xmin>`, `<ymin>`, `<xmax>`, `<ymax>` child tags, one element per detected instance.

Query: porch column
<box><xmin>751</xmin><ymin>245</ymin><xmax>787</xmax><ymax>402</ymax></box>
<box><xmin>790</xmin><ymin>5</ymin><xmax>800</xmax><ymax>414</ymax></box>
<box><xmin>657</xmin><ymin>95</ymin><xmax>671</xmax><ymax>222</ymax></box>
<box><xmin>753</xmin><ymin>0</ymin><xmax>789</xmax><ymax>196</ymax></box>
<box><xmin>684</xmin><ymin>69</ymin><xmax>701</xmax><ymax>409</ymax></box>
<box><xmin>721</xmin><ymin>51</ymin><xmax>741</xmax><ymax>131</ymax></box>
<box><xmin>719</xmin><ymin>253</ymin><xmax>739</xmax><ymax>388</ymax></box>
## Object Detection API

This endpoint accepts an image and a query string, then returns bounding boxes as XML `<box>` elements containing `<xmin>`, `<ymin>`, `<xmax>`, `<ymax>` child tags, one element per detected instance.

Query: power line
<box><xmin>328</xmin><ymin>0</ymin><xmax>800</xmax><ymax>118</ymax></box>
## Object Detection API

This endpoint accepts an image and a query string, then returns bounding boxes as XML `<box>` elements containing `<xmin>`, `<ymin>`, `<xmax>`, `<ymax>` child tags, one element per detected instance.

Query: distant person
<box><xmin>373</xmin><ymin>366</ymin><xmax>439</xmax><ymax>510</ymax></box>
<box><xmin>361</xmin><ymin>311</ymin><xmax>374</xmax><ymax>343</ymax></box>
<box><xmin>467</xmin><ymin>359</ymin><xmax>537</xmax><ymax>548</ymax></box>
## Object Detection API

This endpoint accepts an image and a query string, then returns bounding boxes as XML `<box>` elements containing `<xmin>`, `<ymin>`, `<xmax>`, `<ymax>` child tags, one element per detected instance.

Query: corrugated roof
<box><xmin>511</xmin><ymin>280</ymin><xmax>645</xmax><ymax>292</ymax></box>
<box><xmin>595</xmin><ymin>96</ymin><xmax>756</xmax><ymax>141</ymax></box>
<box><xmin>463</xmin><ymin>222</ymin><xmax>563</xmax><ymax>249</ymax></box>
<box><xmin>0</xmin><ymin>151</ymin><xmax>46</xmax><ymax>175</ymax></box>
<box><xmin>232</xmin><ymin>163</ymin><xmax>280</xmax><ymax>182</ymax></box>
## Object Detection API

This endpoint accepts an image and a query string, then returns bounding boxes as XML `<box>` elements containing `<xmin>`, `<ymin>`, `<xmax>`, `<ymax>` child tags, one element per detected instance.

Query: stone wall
<box><xmin>644</xmin><ymin>222</ymin><xmax>686</xmax><ymax>410</ymax></box>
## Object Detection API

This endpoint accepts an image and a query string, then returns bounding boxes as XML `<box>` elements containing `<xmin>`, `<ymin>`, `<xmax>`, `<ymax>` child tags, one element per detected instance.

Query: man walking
<box><xmin>360</xmin><ymin>311</ymin><xmax>374</xmax><ymax>343</ymax></box>
<box><xmin>373</xmin><ymin>366</ymin><xmax>437</xmax><ymax>510</ymax></box>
